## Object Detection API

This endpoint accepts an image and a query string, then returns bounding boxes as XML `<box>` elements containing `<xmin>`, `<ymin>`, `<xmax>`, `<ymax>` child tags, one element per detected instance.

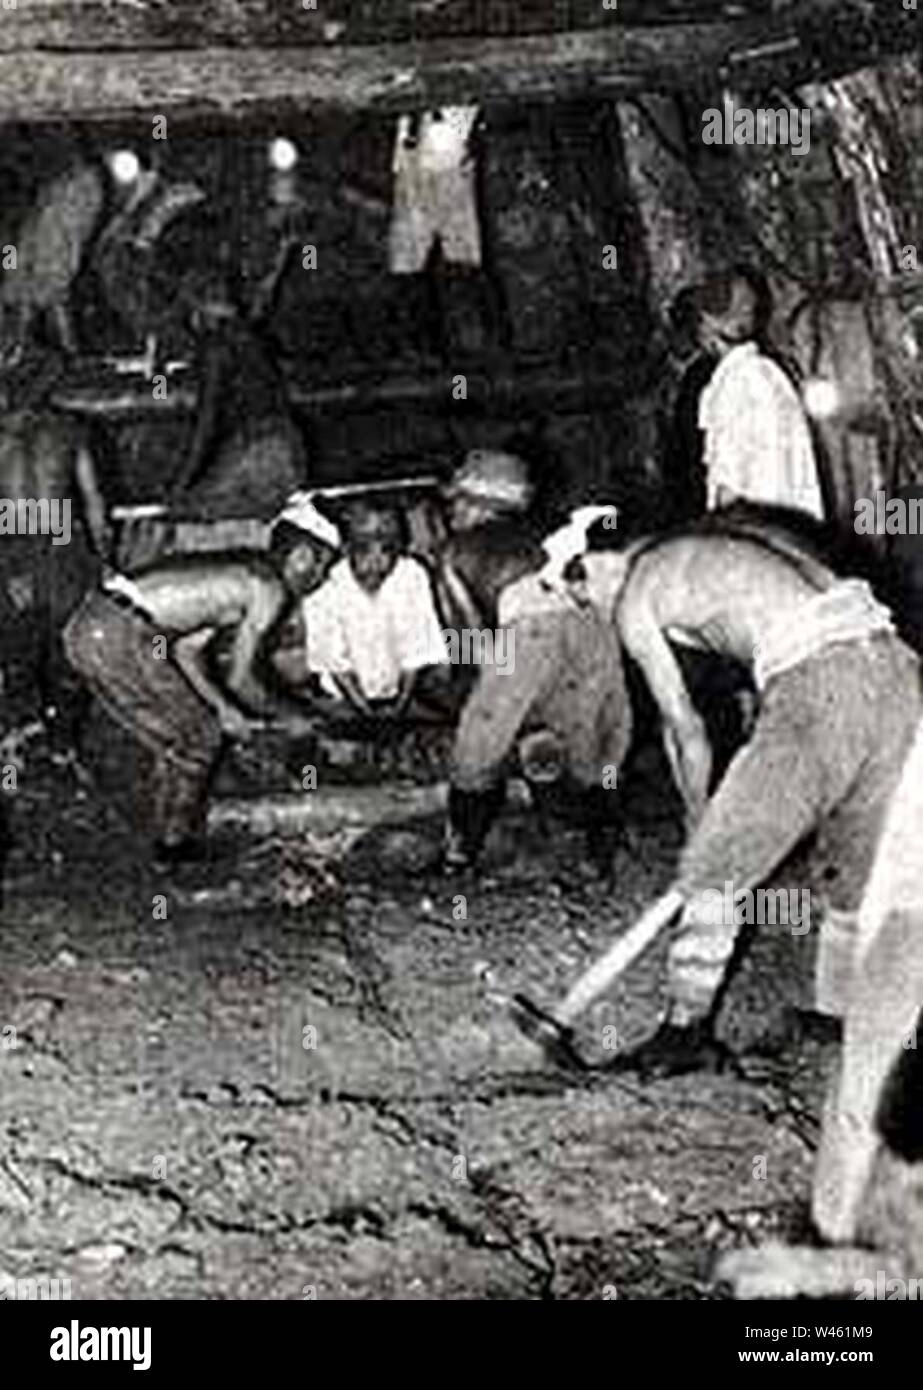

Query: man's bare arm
<box><xmin>173</xmin><ymin>629</ymin><xmax>252</xmax><ymax>736</ymax></box>
<box><xmin>618</xmin><ymin>601</ymin><xmax>712</xmax><ymax>823</ymax></box>
<box><xmin>222</xmin><ymin>576</ymin><xmax>290</xmax><ymax>717</ymax></box>
<box><xmin>270</xmin><ymin>607</ymin><xmax>311</xmax><ymax>690</ymax></box>
<box><xmin>327</xmin><ymin>671</ymin><xmax>375</xmax><ymax>719</ymax></box>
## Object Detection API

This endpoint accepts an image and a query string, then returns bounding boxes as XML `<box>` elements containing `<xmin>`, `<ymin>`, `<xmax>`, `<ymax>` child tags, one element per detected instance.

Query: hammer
<box><xmin>510</xmin><ymin>888</ymin><xmax>684</xmax><ymax>1065</ymax></box>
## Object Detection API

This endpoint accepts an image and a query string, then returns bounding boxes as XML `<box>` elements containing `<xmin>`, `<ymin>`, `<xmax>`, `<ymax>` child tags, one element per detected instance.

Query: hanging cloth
<box><xmin>388</xmin><ymin>106</ymin><xmax>482</xmax><ymax>274</ymax></box>
<box><xmin>0</xmin><ymin>162</ymin><xmax>104</xmax><ymax>346</ymax></box>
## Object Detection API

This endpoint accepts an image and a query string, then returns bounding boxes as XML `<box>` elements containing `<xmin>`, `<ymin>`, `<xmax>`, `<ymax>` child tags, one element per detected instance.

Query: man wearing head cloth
<box><xmin>510</xmin><ymin>511</ymin><xmax>921</xmax><ymax>1083</ymax></box>
<box><xmin>64</xmin><ymin>497</ymin><xmax>334</xmax><ymax>859</ymax></box>
<box><xmin>445</xmin><ymin>505</ymin><xmax>631</xmax><ymax>873</ymax></box>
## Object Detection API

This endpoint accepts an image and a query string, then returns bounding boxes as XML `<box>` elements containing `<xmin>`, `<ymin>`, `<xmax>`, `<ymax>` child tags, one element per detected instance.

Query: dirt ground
<box><xmin>0</xmin><ymin>731</ymin><xmax>836</xmax><ymax>1301</ymax></box>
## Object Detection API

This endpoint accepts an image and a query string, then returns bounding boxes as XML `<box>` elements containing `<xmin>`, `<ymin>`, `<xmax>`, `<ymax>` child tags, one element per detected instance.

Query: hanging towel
<box><xmin>388</xmin><ymin>107</ymin><xmax>482</xmax><ymax>274</ymax></box>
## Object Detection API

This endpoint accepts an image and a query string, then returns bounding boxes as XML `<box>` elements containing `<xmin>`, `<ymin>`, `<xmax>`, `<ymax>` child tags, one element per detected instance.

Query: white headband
<box><xmin>277</xmin><ymin>493</ymin><xmax>341</xmax><ymax>550</ymax></box>
<box><xmin>540</xmin><ymin>505</ymin><xmax>618</xmax><ymax>579</ymax></box>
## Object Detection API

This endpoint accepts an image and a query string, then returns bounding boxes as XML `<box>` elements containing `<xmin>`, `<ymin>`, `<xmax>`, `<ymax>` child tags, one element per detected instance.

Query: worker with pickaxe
<box><xmin>511</xmin><ymin>509</ymin><xmax>922</xmax><ymax>1079</ymax></box>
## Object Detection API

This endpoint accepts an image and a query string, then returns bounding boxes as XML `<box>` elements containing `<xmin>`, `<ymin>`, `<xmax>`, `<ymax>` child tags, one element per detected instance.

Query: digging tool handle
<box><xmin>557</xmin><ymin>888</ymin><xmax>684</xmax><ymax>1025</ymax></box>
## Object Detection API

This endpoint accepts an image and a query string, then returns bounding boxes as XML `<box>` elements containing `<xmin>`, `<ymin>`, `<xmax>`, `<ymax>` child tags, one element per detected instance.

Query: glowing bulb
<box><xmin>904</xmin><ymin>311</ymin><xmax>923</xmax><ymax>361</ymax></box>
<box><xmin>802</xmin><ymin>377</ymin><xmax>840</xmax><ymax>420</ymax></box>
<box><xmin>108</xmin><ymin>149</ymin><xmax>141</xmax><ymax>185</ymax></box>
<box><xmin>269</xmin><ymin>137</ymin><xmax>298</xmax><ymax>172</ymax></box>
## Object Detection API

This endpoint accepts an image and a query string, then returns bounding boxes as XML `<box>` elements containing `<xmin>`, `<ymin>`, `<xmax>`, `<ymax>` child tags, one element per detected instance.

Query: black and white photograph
<box><xmin>0</xmin><ymin>0</ymin><xmax>922</xmax><ymax>1346</ymax></box>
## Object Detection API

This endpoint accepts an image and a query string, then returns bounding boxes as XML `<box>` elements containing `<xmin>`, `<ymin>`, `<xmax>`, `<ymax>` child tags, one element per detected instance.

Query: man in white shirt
<box><xmin>304</xmin><ymin>503</ymin><xmax>449</xmax><ymax>720</ymax></box>
<box><xmin>696</xmin><ymin>272</ymin><xmax>825</xmax><ymax>521</ymax></box>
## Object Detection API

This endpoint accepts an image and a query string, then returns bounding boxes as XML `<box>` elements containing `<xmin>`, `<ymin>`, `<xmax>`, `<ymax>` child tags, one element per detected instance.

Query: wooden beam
<box><xmin>53</xmin><ymin>358</ymin><xmax>634</xmax><ymax>418</ymax></box>
<box><xmin>0</xmin><ymin>4</ymin><xmax>914</xmax><ymax>124</ymax></box>
<box><xmin>0</xmin><ymin>1</ymin><xmax>614</xmax><ymax>51</ymax></box>
<box><xmin>0</xmin><ymin>2</ymin><xmax>838</xmax><ymax>53</ymax></box>
<box><xmin>0</xmin><ymin>2</ymin><xmax>912</xmax><ymax>53</ymax></box>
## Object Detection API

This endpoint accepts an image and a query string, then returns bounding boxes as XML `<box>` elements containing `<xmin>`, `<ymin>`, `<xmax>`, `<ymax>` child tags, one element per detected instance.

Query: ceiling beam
<box><xmin>53</xmin><ymin>357</ymin><xmax>629</xmax><ymax>418</ymax></box>
<box><xmin>0</xmin><ymin>2</ymin><xmax>841</xmax><ymax>53</ymax></box>
<box><xmin>0</xmin><ymin>3</ymin><xmax>914</xmax><ymax>124</ymax></box>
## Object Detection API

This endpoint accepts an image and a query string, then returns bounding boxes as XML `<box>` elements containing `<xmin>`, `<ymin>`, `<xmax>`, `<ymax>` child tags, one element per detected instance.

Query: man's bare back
<box><xmin>621</xmin><ymin>531</ymin><xmax>828</xmax><ymax>667</ymax></box>
<box><xmin>128</xmin><ymin>559</ymin><xmax>283</xmax><ymax>639</ymax></box>
<box><xmin>615</xmin><ymin>528</ymin><xmax>836</xmax><ymax>819</ymax></box>
<box><xmin>116</xmin><ymin>556</ymin><xmax>291</xmax><ymax>734</ymax></box>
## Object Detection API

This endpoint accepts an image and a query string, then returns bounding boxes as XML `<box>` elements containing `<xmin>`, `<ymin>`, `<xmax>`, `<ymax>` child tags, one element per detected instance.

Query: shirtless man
<box><xmin>64</xmin><ymin>511</ymin><xmax>331</xmax><ymax>858</ymax></box>
<box><xmin>511</xmin><ymin>511</ymin><xmax>921</xmax><ymax>1078</ymax></box>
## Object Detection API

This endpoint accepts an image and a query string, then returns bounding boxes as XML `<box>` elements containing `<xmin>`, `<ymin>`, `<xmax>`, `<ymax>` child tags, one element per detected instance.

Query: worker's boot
<box><xmin>610</xmin><ymin>893</ymin><xmax>739</xmax><ymax>1077</ymax></box>
<box><xmin>149</xmin><ymin>756</ymin><xmax>210</xmax><ymax>865</ymax></box>
<box><xmin>444</xmin><ymin>783</ymin><xmax>506</xmax><ymax>869</ymax></box>
<box><xmin>525</xmin><ymin>767</ymin><xmax>619</xmax><ymax>872</ymax></box>
<box><xmin>577</xmin><ymin>785</ymin><xmax>622</xmax><ymax>877</ymax></box>
<box><xmin>609</xmin><ymin>1016</ymin><xmax>732</xmax><ymax>1080</ymax></box>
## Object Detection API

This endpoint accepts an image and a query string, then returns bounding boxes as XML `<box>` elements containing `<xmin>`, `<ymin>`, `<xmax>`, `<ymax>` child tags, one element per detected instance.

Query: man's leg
<box><xmin>513</xmin><ymin>646</ymin><xmax>912</xmax><ymax>1076</ymax></box>
<box><xmin>813</xmin><ymin>908</ymin><xmax>923</xmax><ymax>1243</ymax></box>
<box><xmin>520</xmin><ymin>767</ymin><xmax>621</xmax><ymax>877</ymax></box>
<box><xmin>662</xmin><ymin>717</ymin><xmax>825</xmax><ymax>1028</ymax></box>
<box><xmin>514</xmin><ymin>686</ymin><xmax>830</xmax><ymax>1073</ymax></box>
<box><xmin>812</xmin><ymin>714</ymin><xmax>923</xmax><ymax>1243</ymax></box>
<box><xmin>147</xmin><ymin>748</ymin><xmax>216</xmax><ymax>858</ymax></box>
<box><xmin>722</xmin><ymin>720</ymin><xmax>923</xmax><ymax>1291</ymax></box>
<box><xmin>642</xmin><ymin>647</ymin><xmax>919</xmax><ymax>1072</ymax></box>
<box><xmin>591</xmin><ymin>683</ymin><xmax>837</xmax><ymax>1076</ymax></box>
<box><xmin>809</xmin><ymin>646</ymin><xmax>922</xmax><ymax>1020</ymax></box>
<box><xmin>64</xmin><ymin>595</ymin><xmax>222</xmax><ymax>850</ymax></box>
<box><xmin>535</xmin><ymin>717</ymin><xmax>827</xmax><ymax>1077</ymax></box>
<box><xmin>447</xmin><ymin>617</ymin><xmax>557</xmax><ymax>866</ymax></box>
<box><xmin>531</xmin><ymin>616</ymin><xmax>632</xmax><ymax>876</ymax></box>
<box><xmin>445</xmin><ymin>781</ymin><xmax>508</xmax><ymax>869</ymax></box>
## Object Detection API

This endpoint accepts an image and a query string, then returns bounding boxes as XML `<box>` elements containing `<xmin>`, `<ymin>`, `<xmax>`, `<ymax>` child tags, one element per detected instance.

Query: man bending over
<box><xmin>64</xmin><ymin>507</ymin><xmax>332</xmax><ymax>859</ymax></box>
<box><xmin>512</xmin><ymin>512</ymin><xmax>921</xmax><ymax>1077</ymax></box>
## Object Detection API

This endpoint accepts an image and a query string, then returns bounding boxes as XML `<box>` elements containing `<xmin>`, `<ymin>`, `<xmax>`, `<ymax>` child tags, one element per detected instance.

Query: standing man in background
<box><xmin>695</xmin><ymin>271</ymin><xmax>826</xmax><ymax>522</ymax></box>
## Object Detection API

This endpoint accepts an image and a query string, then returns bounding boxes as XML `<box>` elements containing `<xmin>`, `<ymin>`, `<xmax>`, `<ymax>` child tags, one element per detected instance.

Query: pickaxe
<box><xmin>510</xmin><ymin>887</ymin><xmax>685</xmax><ymax>1067</ymax></box>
